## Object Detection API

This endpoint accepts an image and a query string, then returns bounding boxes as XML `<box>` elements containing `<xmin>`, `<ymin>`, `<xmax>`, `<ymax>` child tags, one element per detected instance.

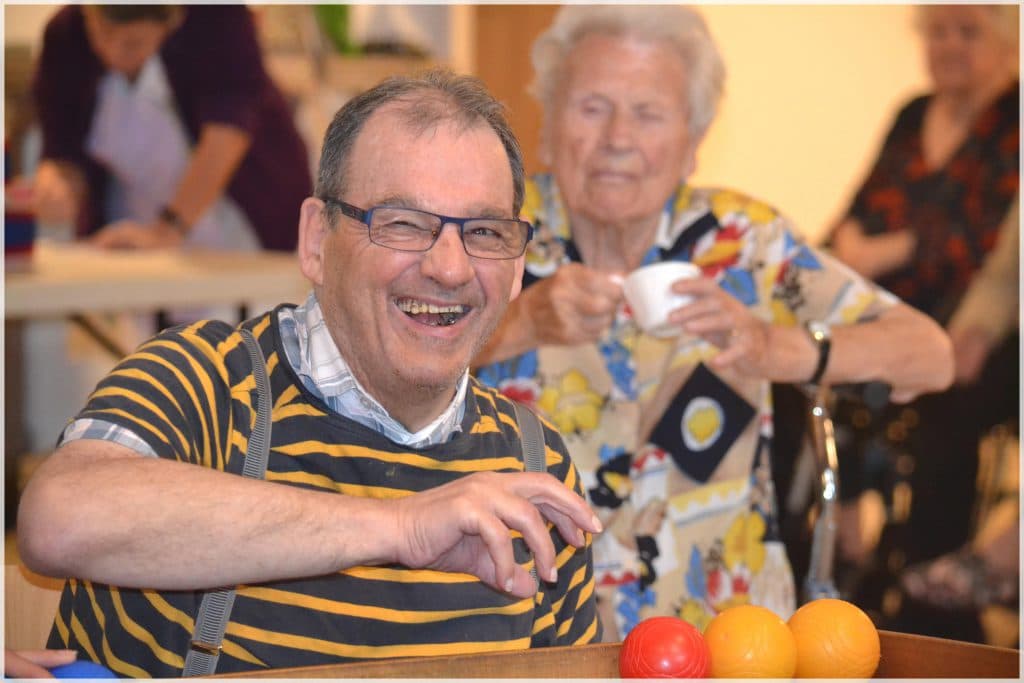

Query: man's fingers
<box><xmin>494</xmin><ymin>474</ymin><xmax>600</xmax><ymax>585</ymax></box>
<box><xmin>511</xmin><ymin>473</ymin><xmax>601</xmax><ymax>533</ymax></box>
<box><xmin>488</xmin><ymin>489</ymin><xmax>559</xmax><ymax>585</ymax></box>
<box><xmin>474</xmin><ymin>511</ymin><xmax>525</xmax><ymax>594</ymax></box>
<box><xmin>536</xmin><ymin>501</ymin><xmax>587</xmax><ymax>548</ymax></box>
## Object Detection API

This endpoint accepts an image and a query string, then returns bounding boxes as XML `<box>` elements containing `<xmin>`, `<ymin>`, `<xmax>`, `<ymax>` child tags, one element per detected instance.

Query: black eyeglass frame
<box><xmin>321</xmin><ymin>197</ymin><xmax>534</xmax><ymax>260</ymax></box>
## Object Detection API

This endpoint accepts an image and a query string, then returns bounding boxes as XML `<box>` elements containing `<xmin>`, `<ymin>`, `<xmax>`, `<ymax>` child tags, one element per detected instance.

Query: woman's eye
<box><xmin>638</xmin><ymin>111</ymin><xmax>665</xmax><ymax>123</ymax></box>
<box><xmin>575</xmin><ymin>97</ymin><xmax>610</xmax><ymax>118</ymax></box>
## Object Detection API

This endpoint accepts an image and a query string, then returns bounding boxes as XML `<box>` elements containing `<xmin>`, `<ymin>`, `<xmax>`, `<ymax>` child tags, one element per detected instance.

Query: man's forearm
<box><xmin>17</xmin><ymin>441</ymin><xmax>396</xmax><ymax>589</ymax></box>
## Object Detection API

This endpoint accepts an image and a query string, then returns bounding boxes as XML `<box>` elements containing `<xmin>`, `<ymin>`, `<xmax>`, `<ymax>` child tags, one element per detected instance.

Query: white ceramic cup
<box><xmin>622</xmin><ymin>261</ymin><xmax>702</xmax><ymax>338</ymax></box>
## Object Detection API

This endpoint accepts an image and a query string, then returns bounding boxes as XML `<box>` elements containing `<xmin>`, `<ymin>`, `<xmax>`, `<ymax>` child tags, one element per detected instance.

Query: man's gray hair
<box><xmin>316</xmin><ymin>69</ymin><xmax>525</xmax><ymax>222</ymax></box>
<box><xmin>531</xmin><ymin>5</ymin><xmax>725</xmax><ymax>142</ymax></box>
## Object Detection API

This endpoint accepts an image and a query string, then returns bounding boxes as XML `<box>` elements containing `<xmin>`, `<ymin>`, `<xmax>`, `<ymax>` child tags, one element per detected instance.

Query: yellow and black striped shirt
<box><xmin>47</xmin><ymin>312</ymin><xmax>600</xmax><ymax>676</ymax></box>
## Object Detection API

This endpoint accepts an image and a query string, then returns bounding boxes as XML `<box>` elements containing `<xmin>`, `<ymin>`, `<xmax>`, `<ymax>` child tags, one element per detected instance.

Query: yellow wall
<box><xmin>692</xmin><ymin>5</ymin><xmax>930</xmax><ymax>244</ymax></box>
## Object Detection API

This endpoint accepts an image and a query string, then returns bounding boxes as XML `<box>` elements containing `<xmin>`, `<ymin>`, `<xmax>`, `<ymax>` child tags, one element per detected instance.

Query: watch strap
<box><xmin>159</xmin><ymin>205</ymin><xmax>190</xmax><ymax>235</ymax></box>
<box><xmin>806</xmin><ymin>322</ymin><xmax>831</xmax><ymax>385</ymax></box>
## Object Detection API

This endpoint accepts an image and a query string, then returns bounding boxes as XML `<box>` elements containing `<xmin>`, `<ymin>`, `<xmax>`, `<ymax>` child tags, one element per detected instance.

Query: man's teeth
<box><xmin>397</xmin><ymin>301</ymin><xmax>465</xmax><ymax>315</ymax></box>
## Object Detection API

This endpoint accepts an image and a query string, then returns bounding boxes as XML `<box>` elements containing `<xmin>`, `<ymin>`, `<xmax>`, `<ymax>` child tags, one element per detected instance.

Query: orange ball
<box><xmin>703</xmin><ymin>604</ymin><xmax>797</xmax><ymax>678</ymax></box>
<box><xmin>788</xmin><ymin>598</ymin><xmax>881</xmax><ymax>678</ymax></box>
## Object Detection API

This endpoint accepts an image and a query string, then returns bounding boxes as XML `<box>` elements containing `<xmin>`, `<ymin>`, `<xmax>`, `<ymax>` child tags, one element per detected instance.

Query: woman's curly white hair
<box><xmin>531</xmin><ymin>5</ymin><xmax>726</xmax><ymax>149</ymax></box>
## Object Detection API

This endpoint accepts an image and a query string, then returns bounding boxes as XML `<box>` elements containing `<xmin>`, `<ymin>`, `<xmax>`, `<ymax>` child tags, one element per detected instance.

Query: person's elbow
<box><xmin>888</xmin><ymin>314</ymin><xmax>955</xmax><ymax>403</ymax></box>
<box><xmin>16</xmin><ymin>462</ymin><xmax>83</xmax><ymax>578</ymax></box>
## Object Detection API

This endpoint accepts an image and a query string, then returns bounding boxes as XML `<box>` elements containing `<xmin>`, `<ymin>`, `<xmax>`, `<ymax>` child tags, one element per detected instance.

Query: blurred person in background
<box><xmin>30</xmin><ymin>4</ymin><xmax>310</xmax><ymax>252</ymax></box>
<box><xmin>824</xmin><ymin>4</ymin><xmax>1018</xmax><ymax>642</ymax></box>
<box><xmin>902</xmin><ymin>199</ymin><xmax>1019</xmax><ymax>619</ymax></box>
<box><xmin>473</xmin><ymin>4</ymin><xmax>953</xmax><ymax>641</ymax></box>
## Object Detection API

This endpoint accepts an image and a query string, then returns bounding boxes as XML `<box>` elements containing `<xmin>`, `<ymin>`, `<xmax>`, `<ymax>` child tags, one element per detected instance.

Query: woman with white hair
<box><xmin>474</xmin><ymin>5</ymin><xmax>953</xmax><ymax>640</ymax></box>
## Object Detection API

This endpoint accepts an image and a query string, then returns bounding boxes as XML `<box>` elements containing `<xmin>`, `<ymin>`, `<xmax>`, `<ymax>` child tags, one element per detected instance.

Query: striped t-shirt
<box><xmin>47</xmin><ymin>309</ymin><xmax>600</xmax><ymax>676</ymax></box>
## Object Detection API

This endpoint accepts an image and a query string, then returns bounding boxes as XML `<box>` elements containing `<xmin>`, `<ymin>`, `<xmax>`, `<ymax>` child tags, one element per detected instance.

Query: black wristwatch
<box><xmin>159</xmin><ymin>205</ymin><xmax>190</xmax><ymax>235</ymax></box>
<box><xmin>805</xmin><ymin>321</ymin><xmax>832</xmax><ymax>385</ymax></box>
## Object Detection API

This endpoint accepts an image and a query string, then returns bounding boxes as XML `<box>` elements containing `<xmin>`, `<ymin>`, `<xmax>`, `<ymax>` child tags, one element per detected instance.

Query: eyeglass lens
<box><xmin>368</xmin><ymin>207</ymin><xmax>527</xmax><ymax>259</ymax></box>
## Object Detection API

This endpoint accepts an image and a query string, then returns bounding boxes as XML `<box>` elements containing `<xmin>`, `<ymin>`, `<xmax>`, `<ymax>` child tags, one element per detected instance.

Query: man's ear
<box><xmin>297</xmin><ymin>197</ymin><xmax>328</xmax><ymax>286</ymax></box>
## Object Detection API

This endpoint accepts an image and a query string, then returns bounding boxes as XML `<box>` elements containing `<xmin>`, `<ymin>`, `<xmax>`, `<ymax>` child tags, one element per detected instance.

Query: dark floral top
<box><xmin>841</xmin><ymin>81</ymin><xmax>1019</xmax><ymax>324</ymax></box>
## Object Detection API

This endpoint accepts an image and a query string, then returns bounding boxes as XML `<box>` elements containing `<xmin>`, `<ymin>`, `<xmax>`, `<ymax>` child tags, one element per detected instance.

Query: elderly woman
<box><xmin>826</xmin><ymin>5</ymin><xmax>1018</xmax><ymax>638</ymax></box>
<box><xmin>473</xmin><ymin>5</ymin><xmax>953</xmax><ymax>640</ymax></box>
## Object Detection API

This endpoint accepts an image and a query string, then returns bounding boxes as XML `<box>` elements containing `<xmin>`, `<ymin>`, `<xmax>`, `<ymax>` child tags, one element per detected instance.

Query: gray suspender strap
<box><xmin>512</xmin><ymin>402</ymin><xmax>546</xmax><ymax>584</ymax></box>
<box><xmin>183</xmin><ymin>328</ymin><xmax>271</xmax><ymax>677</ymax></box>
<box><xmin>513</xmin><ymin>402</ymin><xmax>546</xmax><ymax>474</ymax></box>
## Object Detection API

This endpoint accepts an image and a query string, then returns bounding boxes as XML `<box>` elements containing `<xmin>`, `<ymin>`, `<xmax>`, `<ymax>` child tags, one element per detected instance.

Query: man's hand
<box><xmin>392</xmin><ymin>471</ymin><xmax>602</xmax><ymax>598</ymax></box>
<box><xmin>89</xmin><ymin>219</ymin><xmax>185</xmax><ymax>250</ymax></box>
<box><xmin>521</xmin><ymin>263</ymin><xmax>625</xmax><ymax>347</ymax></box>
<box><xmin>4</xmin><ymin>649</ymin><xmax>77</xmax><ymax>679</ymax></box>
<box><xmin>668</xmin><ymin>276</ymin><xmax>774</xmax><ymax>375</ymax></box>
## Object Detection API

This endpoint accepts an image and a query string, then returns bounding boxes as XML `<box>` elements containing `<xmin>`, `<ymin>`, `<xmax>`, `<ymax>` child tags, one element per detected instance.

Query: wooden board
<box><xmin>219</xmin><ymin>630</ymin><xmax>1019</xmax><ymax>678</ymax></box>
<box><xmin>5</xmin><ymin>564</ymin><xmax>64</xmax><ymax>651</ymax></box>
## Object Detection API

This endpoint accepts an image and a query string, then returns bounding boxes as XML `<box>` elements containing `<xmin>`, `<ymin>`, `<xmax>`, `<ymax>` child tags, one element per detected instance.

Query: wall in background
<box><xmin>694</xmin><ymin>5</ymin><xmax>929</xmax><ymax>243</ymax></box>
<box><xmin>3</xmin><ymin>5</ymin><xmax>56</xmax><ymax>46</ymax></box>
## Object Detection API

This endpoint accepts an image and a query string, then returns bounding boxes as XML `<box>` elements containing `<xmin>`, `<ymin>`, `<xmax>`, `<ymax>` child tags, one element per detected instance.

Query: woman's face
<box><xmin>82</xmin><ymin>7</ymin><xmax>176</xmax><ymax>79</ymax></box>
<box><xmin>921</xmin><ymin>5</ymin><xmax>1014</xmax><ymax>97</ymax></box>
<box><xmin>547</xmin><ymin>33</ymin><xmax>697</xmax><ymax>229</ymax></box>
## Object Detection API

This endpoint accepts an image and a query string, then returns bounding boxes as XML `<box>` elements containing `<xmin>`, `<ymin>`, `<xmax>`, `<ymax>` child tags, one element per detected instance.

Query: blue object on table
<box><xmin>49</xmin><ymin>661</ymin><xmax>118</xmax><ymax>678</ymax></box>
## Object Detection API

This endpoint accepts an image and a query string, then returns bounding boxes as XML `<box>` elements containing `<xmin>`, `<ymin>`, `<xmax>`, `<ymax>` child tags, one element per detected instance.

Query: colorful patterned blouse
<box><xmin>476</xmin><ymin>175</ymin><xmax>898</xmax><ymax>638</ymax></box>
<box><xmin>843</xmin><ymin>82</ymin><xmax>1018</xmax><ymax>323</ymax></box>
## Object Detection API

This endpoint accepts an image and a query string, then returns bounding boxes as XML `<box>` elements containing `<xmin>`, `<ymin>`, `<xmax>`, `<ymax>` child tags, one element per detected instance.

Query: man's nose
<box><xmin>421</xmin><ymin>222</ymin><xmax>474</xmax><ymax>285</ymax></box>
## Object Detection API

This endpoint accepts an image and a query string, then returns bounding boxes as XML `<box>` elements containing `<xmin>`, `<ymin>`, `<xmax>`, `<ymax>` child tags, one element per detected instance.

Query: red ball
<box><xmin>618</xmin><ymin>616</ymin><xmax>711</xmax><ymax>678</ymax></box>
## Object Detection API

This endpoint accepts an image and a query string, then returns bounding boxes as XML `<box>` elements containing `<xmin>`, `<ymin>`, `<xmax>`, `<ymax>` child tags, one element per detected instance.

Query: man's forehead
<box><xmin>346</xmin><ymin>104</ymin><xmax>513</xmax><ymax>214</ymax></box>
<box><xmin>359</xmin><ymin>103</ymin><xmax>485</xmax><ymax>142</ymax></box>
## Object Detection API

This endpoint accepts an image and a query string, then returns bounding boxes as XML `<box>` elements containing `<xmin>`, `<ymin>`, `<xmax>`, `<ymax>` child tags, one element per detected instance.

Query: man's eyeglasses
<box><xmin>322</xmin><ymin>198</ymin><xmax>534</xmax><ymax>260</ymax></box>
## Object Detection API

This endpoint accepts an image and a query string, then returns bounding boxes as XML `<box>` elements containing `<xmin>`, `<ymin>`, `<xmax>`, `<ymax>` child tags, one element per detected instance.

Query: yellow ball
<box><xmin>788</xmin><ymin>598</ymin><xmax>881</xmax><ymax>678</ymax></box>
<box><xmin>703</xmin><ymin>604</ymin><xmax>797</xmax><ymax>678</ymax></box>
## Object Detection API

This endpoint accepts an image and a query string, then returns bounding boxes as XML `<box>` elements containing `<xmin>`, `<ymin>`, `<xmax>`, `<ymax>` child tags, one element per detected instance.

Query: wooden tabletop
<box><xmin>4</xmin><ymin>240</ymin><xmax>308</xmax><ymax>318</ymax></box>
<box><xmin>219</xmin><ymin>630</ymin><xmax>1020</xmax><ymax>679</ymax></box>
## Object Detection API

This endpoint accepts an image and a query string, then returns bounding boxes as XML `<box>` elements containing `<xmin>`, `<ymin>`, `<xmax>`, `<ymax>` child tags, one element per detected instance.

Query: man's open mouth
<box><xmin>396</xmin><ymin>298</ymin><xmax>468</xmax><ymax>327</ymax></box>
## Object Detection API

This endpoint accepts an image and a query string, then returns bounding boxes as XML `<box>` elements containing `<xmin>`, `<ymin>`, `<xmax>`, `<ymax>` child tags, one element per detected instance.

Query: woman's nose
<box><xmin>603</xmin><ymin>110</ymin><xmax>635</xmax><ymax>150</ymax></box>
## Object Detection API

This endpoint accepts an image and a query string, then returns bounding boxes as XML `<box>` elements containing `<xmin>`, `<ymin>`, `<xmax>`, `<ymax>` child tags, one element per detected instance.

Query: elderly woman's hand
<box><xmin>667</xmin><ymin>276</ymin><xmax>774</xmax><ymax>376</ymax></box>
<box><xmin>520</xmin><ymin>263</ymin><xmax>625</xmax><ymax>346</ymax></box>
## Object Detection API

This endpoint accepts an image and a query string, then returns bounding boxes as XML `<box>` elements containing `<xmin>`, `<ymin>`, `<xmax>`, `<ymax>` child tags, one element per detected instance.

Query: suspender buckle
<box><xmin>189</xmin><ymin>639</ymin><xmax>222</xmax><ymax>657</ymax></box>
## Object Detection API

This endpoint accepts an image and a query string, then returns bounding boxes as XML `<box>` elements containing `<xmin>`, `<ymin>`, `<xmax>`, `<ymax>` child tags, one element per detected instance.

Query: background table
<box><xmin>5</xmin><ymin>240</ymin><xmax>307</xmax><ymax>318</ymax></box>
<box><xmin>220</xmin><ymin>633</ymin><xmax>1019</xmax><ymax>678</ymax></box>
<box><xmin>3</xmin><ymin>240</ymin><xmax>310</xmax><ymax>525</ymax></box>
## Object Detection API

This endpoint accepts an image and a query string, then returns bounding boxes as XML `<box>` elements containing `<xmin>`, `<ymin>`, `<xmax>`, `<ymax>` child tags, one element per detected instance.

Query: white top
<box><xmin>85</xmin><ymin>54</ymin><xmax>259</xmax><ymax>251</ymax></box>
